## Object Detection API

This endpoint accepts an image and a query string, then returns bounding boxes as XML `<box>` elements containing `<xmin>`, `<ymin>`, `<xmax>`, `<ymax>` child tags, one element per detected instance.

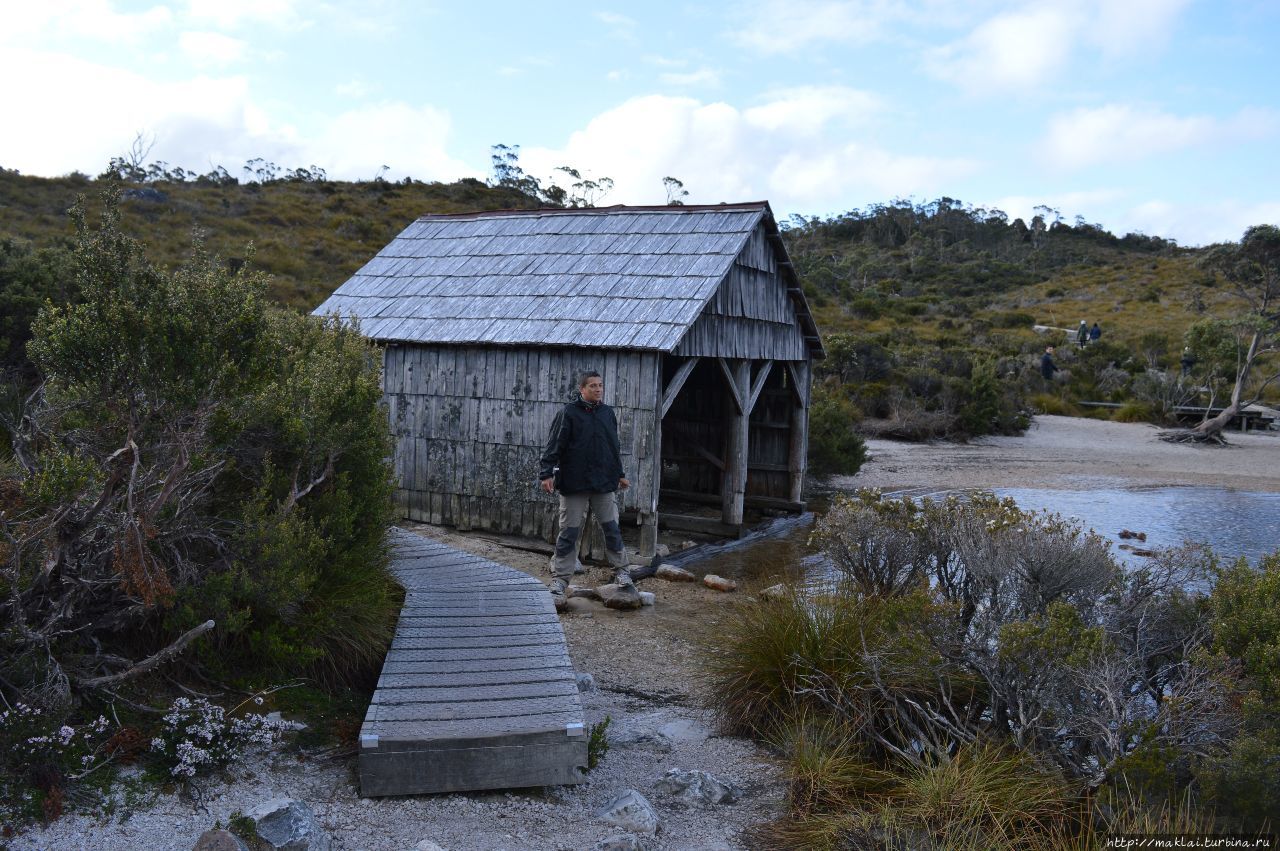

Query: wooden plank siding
<box><xmin>387</xmin><ymin>344</ymin><xmax>660</xmax><ymax>541</ymax></box>
<box><xmin>359</xmin><ymin>529</ymin><xmax>586</xmax><ymax>796</ymax></box>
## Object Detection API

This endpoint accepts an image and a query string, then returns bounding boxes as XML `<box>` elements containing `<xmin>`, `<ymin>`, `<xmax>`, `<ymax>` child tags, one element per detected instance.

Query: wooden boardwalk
<box><xmin>359</xmin><ymin>529</ymin><xmax>587</xmax><ymax>796</ymax></box>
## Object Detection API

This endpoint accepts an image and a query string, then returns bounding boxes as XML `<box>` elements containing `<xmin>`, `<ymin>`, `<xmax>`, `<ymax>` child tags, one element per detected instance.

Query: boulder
<box><xmin>596</xmin><ymin>834</ymin><xmax>648</xmax><ymax>850</ymax></box>
<box><xmin>600</xmin><ymin>583</ymin><xmax>643</xmax><ymax>610</ymax></box>
<box><xmin>575</xmin><ymin>672</ymin><xmax>597</xmax><ymax>693</ymax></box>
<box><xmin>193</xmin><ymin>830</ymin><xmax>251</xmax><ymax>851</ymax></box>
<box><xmin>653</xmin><ymin>768</ymin><xmax>743</xmax><ymax>806</ymax></box>
<box><xmin>597</xmin><ymin>789</ymin><xmax>661</xmax><ymax>835</ymax></box>
<box><xmin>702</xmin><ymin>574</ymin><xmax>737</xmax><ymax>592</ymax></box>
<box><xmin>246</xmin><ymin>798</ymin><xmax>331</xmax><ymax>851</ymax></box>
<box><xmin>759</xmin><ymin>583</ymin><xmax>789</xmax><ymax>600</ymax></box>
<box><xmin>655</xmin><ymin>564</ymin><xmax>696</xmax><ymax>582</ymax></box>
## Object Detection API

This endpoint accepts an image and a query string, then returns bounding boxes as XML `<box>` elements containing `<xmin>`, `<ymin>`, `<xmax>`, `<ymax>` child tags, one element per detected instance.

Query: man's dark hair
<box><xmin>578</xmin><ymin>369</ymin><xmax>602</xmax><ymax>388</ymax></box>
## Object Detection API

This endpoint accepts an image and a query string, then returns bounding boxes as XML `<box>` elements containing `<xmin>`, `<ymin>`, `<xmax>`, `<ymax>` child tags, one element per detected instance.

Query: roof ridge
<box><xmin>417</xmin><ymin>202</ymin><xmax>771</xmax><ymax>222</ymax></box>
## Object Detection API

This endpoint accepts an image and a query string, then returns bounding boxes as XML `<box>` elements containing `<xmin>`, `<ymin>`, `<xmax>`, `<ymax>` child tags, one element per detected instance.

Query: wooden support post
<box><xmin>721</xmin><ymin>359</ymin><xmax>751</xmax><ymax>526</ymax></box>
<box><xmin>638</xmin><ymin>510</ymin><xmax>658</xmax><ymax>558</ymax></box>
<box><xmin>787</xmin><ymin>361</ymin><xmax>811</xmax><ymax>504</ymax></box>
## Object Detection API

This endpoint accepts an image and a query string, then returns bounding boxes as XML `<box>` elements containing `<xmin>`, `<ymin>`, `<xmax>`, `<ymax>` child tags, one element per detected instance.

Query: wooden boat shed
<box><xmin>313</xmin><ymin>202</ymin><xmax>824</xmax><ymax>554</ymax></box>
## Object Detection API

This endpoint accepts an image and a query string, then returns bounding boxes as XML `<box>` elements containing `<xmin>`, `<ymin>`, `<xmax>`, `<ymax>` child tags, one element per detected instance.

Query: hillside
<box><xmin>1</xmin><ymin>173</ymin><xmax>1271</xmax><ymax>443</ymax></box>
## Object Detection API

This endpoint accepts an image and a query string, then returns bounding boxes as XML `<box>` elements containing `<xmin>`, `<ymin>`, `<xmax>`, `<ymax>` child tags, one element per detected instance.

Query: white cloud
<box><xmin>0</xmin><ymin>47</ymin><xmax>471</xmax><ymax>184</ymax></box>
<box><xmin>1117</xmin><ymin>199</ymin><xmax>1280</xmax><ymax>247</ymax></box>
<box><xmin>184</xmin><ymin>0</ymin><xmax>303</xmax><ymax>30</ymax></box>
<box><xmin>298</xmin><ymin>102</ymin><xmax>473</xmax><ymax>183</ymax></box>
<box><xmin>730</xmin><ymin>0</ymin><xmax>893</xmax><ymax>54</ymax></box>
<box><xmin>179</xmin><ymin>31</ymin><xmax>248</xmax><ymax>67</ymax></box>
<box><xmin>924</xmin><ymin>5</ymin><xmax>1079</xmax><ymax>93</ymax></box>
<box><xmin>991</xmin><ymin>190</ymin><xmax>1127</xmax><ymax>227</ymax></box>
<box><xmin>1</xmin><ymin>0</ymin><xmax>173</xmax><ymax>45</ymax></box>
<box><xmin>744</xmin><ymin>86</ymin><xmax>881</xmax><ymax>135</ymax></box>
<box><xmin>594</xmin><ymin>11</ymin><xmax>637</xmax><ymax>28</ymax></box>
<box><xmin>519</xmin><ymin>93</ymin><xmax>971</xmax><ymax>215</ymax></box>
<box><xmin>335</xmin><ymin>79</ymin><xmax>373</xmax><ymax>98</ymax></box>
<box><xmin>1090</xmin><ymin>0</ymin><xmax>1191</xmax><ymax>59</ymax></box>
<box><xmin>660</xmin><ymin>68</ymin><xmax>721</xmax><ymax>87</ymax></box>
<box><xmin>1041</xmin><ymin>105</ymin><xmax>1279</xmax><ymax>170</ymax></box>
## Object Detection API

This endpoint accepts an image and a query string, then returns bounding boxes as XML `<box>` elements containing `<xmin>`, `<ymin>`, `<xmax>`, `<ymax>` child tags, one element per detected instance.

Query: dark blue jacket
<box><xmin>539</xmin><ymin>397</ymin><xmax>625</xmax><ymax>494</ymax></box>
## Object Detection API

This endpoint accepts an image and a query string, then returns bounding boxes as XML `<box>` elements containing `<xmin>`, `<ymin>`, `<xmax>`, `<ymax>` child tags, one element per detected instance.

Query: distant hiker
<box><xmin>1040</xmin><ymin>346</ymin><xmax>1059</xmax><ymax>381</ymax></box>
<box><xmin>1076</xmin><ymin>320</ymin><xmax>1089</xmax><ymax>347</ymax></box>
<box><xmin>1089</xmin><ymin>322</ymin><xmax>1101</xmax><ymax>343</ymax></box>
<box><xmin>1181</xmin><ymin>347</ymin><xmax>1196</xmax><ymax>376</ymax></box>
<box><xmin>539</xmin><ymin>370</ymin><xmax>632</xmax><ymax>604</ymax></box>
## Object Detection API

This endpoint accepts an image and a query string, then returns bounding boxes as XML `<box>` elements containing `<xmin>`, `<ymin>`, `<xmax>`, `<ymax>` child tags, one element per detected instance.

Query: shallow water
<box><xmin>683</xmin><ymin>485</ymin><xmax>1279</xmax><ymax>584</ymax></box>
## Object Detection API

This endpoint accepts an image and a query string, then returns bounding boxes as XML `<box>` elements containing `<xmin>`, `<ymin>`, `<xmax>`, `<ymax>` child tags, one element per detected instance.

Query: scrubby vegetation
<box><xmin>710</xmin><ymin>491</ymin><xmax>1278</xmax><ymax>848</ymax></box>
<box><xmin>0</xmin><ymin>188</ymin><xmax>397</xmax><ymax>827</ymax></box>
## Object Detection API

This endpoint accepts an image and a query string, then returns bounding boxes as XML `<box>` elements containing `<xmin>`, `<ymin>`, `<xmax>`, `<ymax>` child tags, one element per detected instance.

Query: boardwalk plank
<box><xmin>359</xmin><ymin>529</ymin><xmax>585</xmax><ymax>795</ymax></box>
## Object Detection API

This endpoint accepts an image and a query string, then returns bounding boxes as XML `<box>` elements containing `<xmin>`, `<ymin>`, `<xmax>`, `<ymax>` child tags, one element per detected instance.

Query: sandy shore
<box><xmin>836</xmin><ymin>414</ymin><xmax>1280</xmax><ymax>494</ymax></box>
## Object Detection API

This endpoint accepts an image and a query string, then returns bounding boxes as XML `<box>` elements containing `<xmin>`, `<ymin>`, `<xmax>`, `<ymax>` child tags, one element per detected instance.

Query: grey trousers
<box><xmin>550</xmin><ymin>491</ymin><xmax>627</xmax><ymax>582</ymax></box>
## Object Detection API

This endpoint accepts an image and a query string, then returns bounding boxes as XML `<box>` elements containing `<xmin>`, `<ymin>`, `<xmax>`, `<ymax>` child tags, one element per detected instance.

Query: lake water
<box><xmin>681</xmin><ymin>485</ymin><xmax>1280</xmax><ymax>584</ymax></box>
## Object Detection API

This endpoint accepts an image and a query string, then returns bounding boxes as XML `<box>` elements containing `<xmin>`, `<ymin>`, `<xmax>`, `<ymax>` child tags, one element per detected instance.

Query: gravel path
<box><xmin>838</xmin><ymin>414</ymin><xmax>1280</xmax><ymax>493</ymax></box>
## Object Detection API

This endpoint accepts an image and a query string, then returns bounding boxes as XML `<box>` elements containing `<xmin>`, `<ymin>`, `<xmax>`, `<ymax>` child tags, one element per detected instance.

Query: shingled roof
<box><xmin>313</xmin><ymin>203</ymin><xmax>820</xmax><ymax>353</ymax></box>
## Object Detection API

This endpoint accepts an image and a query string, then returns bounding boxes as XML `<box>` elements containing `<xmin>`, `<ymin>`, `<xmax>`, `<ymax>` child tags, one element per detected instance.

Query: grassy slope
<box><xmin>0</xmin><ymin>170</ymin><xmax>536</xmax><ymax>311</ymax></box>
<box><xmin>0</xmin><ymin>171</ymin><xmax>1261</xmax><ymax>382</ymax></box>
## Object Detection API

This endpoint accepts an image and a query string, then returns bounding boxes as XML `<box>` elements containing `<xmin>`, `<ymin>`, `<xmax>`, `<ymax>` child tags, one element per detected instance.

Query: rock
<box><xmin>679</xmin><ymin>540</ymin><xmax>697</xmax><ymax>550</ymax></box>
<box><xmin>569</xmin><ymin>585</ymin><xmax>604</xmax><ymax>602</ymax></box>
<box><xmin>415</xmin><ymin>841</ymin><xmax>449</xmax><ymax>851</ymax></box>
<box><xmin>655</xmin><ymin>564</ymin><xmax>696</xmax><ymax>582</ymax></box>
<box><xmin>658</xmin><ymin>718</ymin><xmax>711</xmax><ymax>746</ymax></box>
<box><xmin>1118</xmin><ymin>529</ymin><xmax>1148</xmax><ymax>541</ymax></box>
<box><xmin>656</xmin><ymin>543</ymin><xmax>672</xmax><ymax>558</ymax></box>
<box><xmin>553</xmin><ymin>594</ymin><xmax>569</xmax><ymax>612</ymax></box>
<box><xmin>246</xmin><ymin>798</ymin><xmax>331</xmax><ymax>851</ymax></box>
<box><xmin>639</xmin><ymin>591</ymin><xmax>655</xmax><ymax>606</ymax></box>
<box><xmin>193</xmin><ymin>830</ymin><xmax>251</xmax><ymax>851</ymax></box>
<box><xmin>653</xmin><ymin>768</ymin><xmax>743</xmax><ymax>806</ymax></box>
<box><xmin>596</xmin><ymin>834</ymin><xmax>648</xmax><ymax>850</ymax></box>
<box><xmin>703</xmin><ymin>574</ymin><xmax>737</xmax><ymax>592</ymax></box>
<box><xmin>575</xmin><ymin>672</ymin><xmax>596</xmax><ymax>693</ymax></box>
<box><xmin>600</xmin><ymin>583</ymin><xmax>643</xmax><ymax>610</ymax></box>
<box><xmin>759</xmin><ymin>583</ymin><xmax>789</xmax><ymax>599</ymax></box>
<box><xmin>597</xmin><ymin>789</ymin><xmax>661</xmax><ymax>835</ymax></box>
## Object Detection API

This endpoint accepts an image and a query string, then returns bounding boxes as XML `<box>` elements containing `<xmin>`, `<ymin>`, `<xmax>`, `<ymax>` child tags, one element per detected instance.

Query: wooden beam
<box><xmin>788</xmin><ymin>360</ymin><xmax>811</xmax><ymax>504</ymax></box>
<box><xmin>722</xmin><ymin>359</ymin><xmax>750</xmax><ymax>526</ymax></box>
<box><xmin>785</xmin><ymin>361</ymin><xmax>807</xmax><ymax>406</ymax></box>
<box><xmin>665</xmin><ymin>422</ymin><xmax>726</xmax><ymax>471</ymax></box>
<box><xmin>661</xmin><ymin>489</ymin><xmax>806</xmax><ymax>513</ymax></box>
<box><xmin>746</xmin><ymin>360</ymin><xmax>773</xmax><ymax>414</ymax></box>
<box><xmin>658</xmin><ymin>357</ymin><xmax>700</xmax><ymax>419</ymax></box>
<box><xmin>716</xmin><ymin>358</ymin><xmax>744</xmax><ymax>415</ymax></box>
<box><xmin>658</xmin><ymin>512</ymin><xmax>743</xmax><ymax>539</ymax></box>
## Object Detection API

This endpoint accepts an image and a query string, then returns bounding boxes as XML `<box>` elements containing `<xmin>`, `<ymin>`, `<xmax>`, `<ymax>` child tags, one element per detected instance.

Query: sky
<box><xmin>2</xmin><ymin>0</ymin><xmax>1278</xmax><ymax>246</ymax></box>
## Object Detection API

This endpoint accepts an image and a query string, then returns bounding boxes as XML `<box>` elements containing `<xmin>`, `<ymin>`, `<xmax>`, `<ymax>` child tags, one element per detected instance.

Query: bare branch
<box><xmin>76</xmin><ymin>619</ymin><xmax>214</xmax><ymax>689</ymax></box>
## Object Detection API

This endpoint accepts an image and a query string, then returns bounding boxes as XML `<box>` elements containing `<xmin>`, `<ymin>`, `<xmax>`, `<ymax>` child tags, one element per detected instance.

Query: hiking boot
<box><xmin>549</xmin><ymin>578</ymin><xmax>568</xmax><ymax>599</ymax></box>
<box><xmin>612</xmin><ymin>568</ymin><xmax>634</xmax><ymax>588</ymax></box>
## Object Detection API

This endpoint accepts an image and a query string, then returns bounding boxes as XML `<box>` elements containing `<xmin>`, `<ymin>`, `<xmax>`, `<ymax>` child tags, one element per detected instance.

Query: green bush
<box><xmin>2</xmin><ymin>187</ymin><xmax>397</xmax><ymax>707</ymax></box>
<box><xmin>806</xmin><ymin>382</ymin><xmax>867</xmax><ymax>477</ymax></box>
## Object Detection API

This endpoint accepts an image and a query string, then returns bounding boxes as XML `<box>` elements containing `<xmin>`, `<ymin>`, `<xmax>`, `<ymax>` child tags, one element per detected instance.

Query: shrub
<box><xmin>806</xmin><ymin>382</ymin><xmax>867</xmax><ymax>477</ymax></box>
<box><xmin>1114</xmin><ymin>401</ymin><xmax>1155</xmax><ymax>423</ymax></box>
<box><xmin>1</xmin><ymin>187</ymin><xmax>398</xmax><ymax>708</ymax></box>
<box><xmin>148</xmin><ymin>696</ymin><xmax>298</xmax><ymax>779</ymax></box>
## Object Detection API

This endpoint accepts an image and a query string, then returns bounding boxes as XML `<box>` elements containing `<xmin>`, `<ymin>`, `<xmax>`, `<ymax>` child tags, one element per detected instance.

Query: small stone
<box><xmin>638</xmin><ymin>591</ymin><xmax>655</xmax><ymax>606</ymax></box>
<box><xmin>575</xmin><ymin>672</ymin><xmax>596</xmax><ymax>693</ymax></box>
<box><xmin>653</xmin><ymin>768</ymin><xmax>743</xmax><ymax>806</ymax></box>
<box><xmin>596</xmin><ymin>834</ymin><xmax>648</xmax><ymax>850</ymax></box>
<box><xmin>703</xmin><ymin>574</ymin><xmax>737</xmax><ymax>592</ymax></box>
<box><xmin>656</xmin><ymin>543</ymin><xmax>671</xmax><ymax>558</ymax></box>
<box><xmin>680</xmin><ymin>540</ymin><xmax>697</xmax><ymax>550</ymax></box>
<box><xmin>655</xmin><ymin>564</ymin><xmax>696</xmax><ymax>582</ymax></box>
<box><xmin>193</xmin><ymin>829</ymin><xmax>250</xmax><ymax>851</ymax></box>
<box><xmin>596</xmin><ymin>789</ymin><xmax>660</xmax><ymax>835</ymax></box>
<box><xmin>759</xmin><ymin>583</ymin><xmax>789</xmax><ymax>599</ymax></box>
<box><xmin>246</xmin><ymin>798</ymin><xmax>332</xmax><ymax>851</ymax></box>
<box><xmin>415</xmin><ymin>841</ymin><xmax>449</xmax><ymax>851</ymax></box>
<box><xmin>600</xmin><ymin>583</ymin><xmax>643</xmax><ymax>610</ymax></box>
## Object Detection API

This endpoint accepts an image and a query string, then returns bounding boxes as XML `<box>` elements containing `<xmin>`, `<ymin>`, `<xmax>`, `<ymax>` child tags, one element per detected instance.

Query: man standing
<box><xmin>1076</xmin><ymin>320</ymin><xmax>1089</xmax><ymax>347</ymax></box>
<box><xmin>539</xmin><ymin>370</ymin><xmax>631</xmax><ymax>603</ymax></box>
<box><xmin>1040</xmin><ymin>346</ymin><xmax>1059</xmax><ymax>382</ymax></box>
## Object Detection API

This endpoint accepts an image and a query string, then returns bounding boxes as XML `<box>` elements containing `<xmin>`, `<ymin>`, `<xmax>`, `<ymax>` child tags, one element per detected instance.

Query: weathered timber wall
<box><xmin>385</xmin><ymin>345</ymin><xmax>660</xmax><ymax>540</ymax></box>
<box><xmin>672</xmin><ymin>223</ymin><xmax>807</xmax><ymax>360</ymax></box>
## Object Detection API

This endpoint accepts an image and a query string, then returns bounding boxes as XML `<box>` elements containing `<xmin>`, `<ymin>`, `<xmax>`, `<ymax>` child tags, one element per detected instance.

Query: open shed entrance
<box><xmin>655</xmin><ymin>355</ymin><xmax>807</xmax><ymax>540</ymax></box>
